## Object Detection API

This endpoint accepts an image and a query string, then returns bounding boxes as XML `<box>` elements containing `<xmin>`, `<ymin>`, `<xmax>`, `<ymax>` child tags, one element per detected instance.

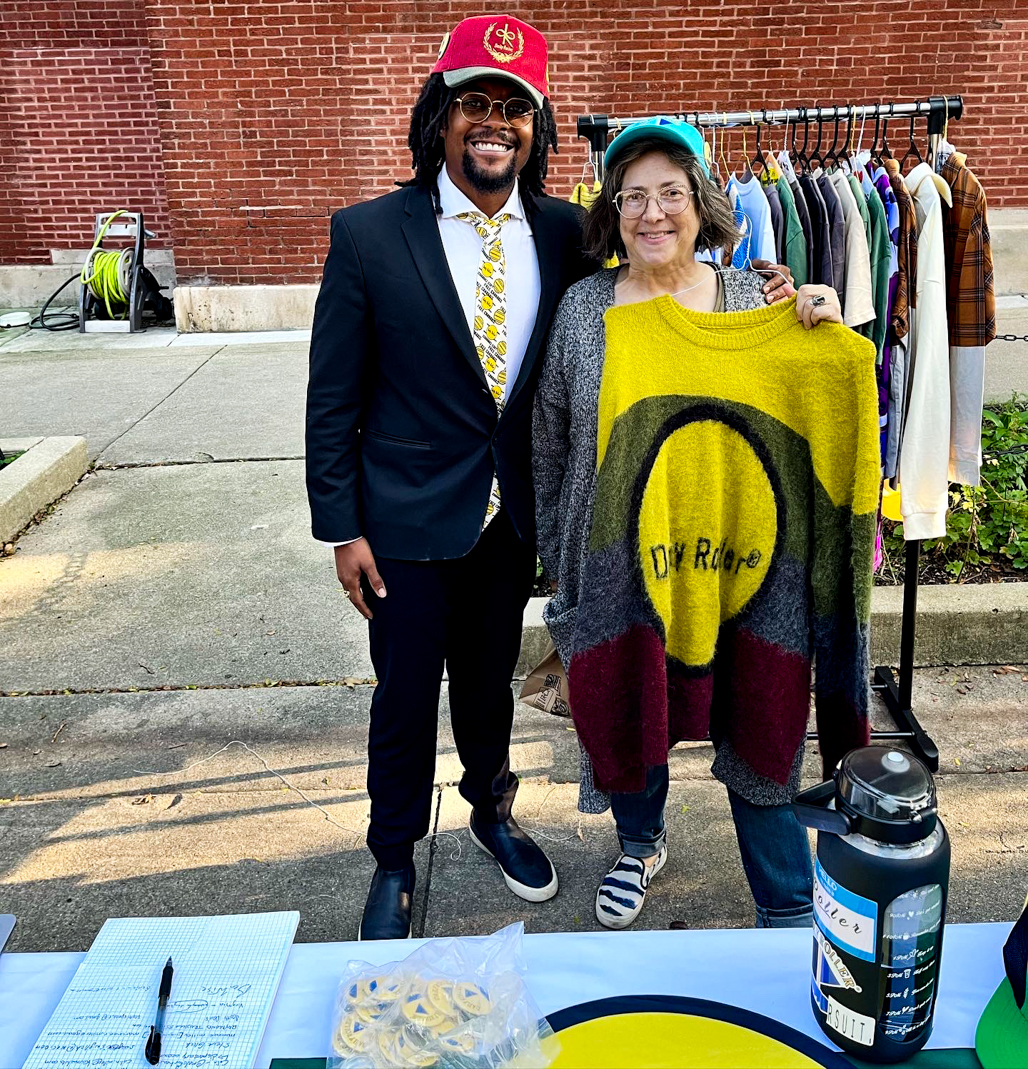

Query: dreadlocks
<box><xmin>400</xmin><ymin>73</ymin><xmax>559</xmax><ymax>217</ymax></box>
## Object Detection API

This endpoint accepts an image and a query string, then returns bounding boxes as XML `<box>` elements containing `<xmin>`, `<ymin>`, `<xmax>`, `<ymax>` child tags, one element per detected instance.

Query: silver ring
<box><xmin>810</xmin><ymin>294</ymin><xmax>827</xmax><ymax>308</ymax></box>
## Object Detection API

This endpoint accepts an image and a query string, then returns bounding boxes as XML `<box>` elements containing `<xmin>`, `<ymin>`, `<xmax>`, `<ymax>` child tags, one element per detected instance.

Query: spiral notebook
<box><xmin>23</xmin><ymin>910</ymin><xmax>300</xmax><ymax>1069</ymax></box>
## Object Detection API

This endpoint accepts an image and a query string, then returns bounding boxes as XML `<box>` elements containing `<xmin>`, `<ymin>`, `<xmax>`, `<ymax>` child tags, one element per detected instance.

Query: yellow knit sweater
<box><xmin>568</xmin><ymin>295</ymin><xmax>880</xmax><ymax>796</ymax></box>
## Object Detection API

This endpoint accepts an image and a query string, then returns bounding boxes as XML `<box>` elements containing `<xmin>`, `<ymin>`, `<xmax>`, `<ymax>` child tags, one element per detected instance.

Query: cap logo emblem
<box><xmin>483</xmin><ymin>21</ymin><xmax>525</xmax><ymax>64</ymax></box>
<box><xmin>437</xmin><ymin>31</ymin><xmax>451</xmax><ymax>60</ymax></box>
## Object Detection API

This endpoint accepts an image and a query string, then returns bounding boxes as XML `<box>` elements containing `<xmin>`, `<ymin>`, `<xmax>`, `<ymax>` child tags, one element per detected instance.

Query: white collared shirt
<box><xmin>436</xmin><ymin>165</ymin><xmax>541</xmax><ymax>404</ymax></box>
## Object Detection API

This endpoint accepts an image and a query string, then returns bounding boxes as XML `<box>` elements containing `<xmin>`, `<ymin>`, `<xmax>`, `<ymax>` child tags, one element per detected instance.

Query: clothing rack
<box><xmin>576</xmin><ymin>95</ymin><xmax>964</xmax><ymax>773</ymax></box>
<box><xmin>577</xmin><ymin>97</ymin><xmax>962</xmax><ymax>181</ymax></box>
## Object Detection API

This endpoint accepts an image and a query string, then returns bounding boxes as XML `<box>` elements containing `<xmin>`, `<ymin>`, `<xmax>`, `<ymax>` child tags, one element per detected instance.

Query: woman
<box><xmin>533</xmin><ymin>117</ymin><xmax>864</xmax><ymax>932</ymax></box>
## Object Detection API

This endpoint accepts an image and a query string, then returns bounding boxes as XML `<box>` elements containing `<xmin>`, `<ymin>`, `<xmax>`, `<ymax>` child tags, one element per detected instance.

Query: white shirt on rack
<box><xmin>776</xmin><ymin>150</ymin><xmax>798</xmax><ymax>184</ymax></box>
<box><xmin>896</xmin><ymin>162</ymin><xmax>953</xmax><ymax>541</ymax></box>
<box><xmin>324</xmin><ymin>167</ymin><xmax>541</xmax><ymax>548</ymax></box>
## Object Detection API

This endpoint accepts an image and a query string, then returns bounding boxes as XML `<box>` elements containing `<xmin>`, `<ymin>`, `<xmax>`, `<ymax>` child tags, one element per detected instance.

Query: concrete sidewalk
<box><xmin>0</xmin><ymin>321</ymin><xmax>1025</xmax><ymax>954</ymax></box>
<box><xmin>0</xmin><ymin>669</ymin><xmax>1025</xmax><ymax>952</ymax></box>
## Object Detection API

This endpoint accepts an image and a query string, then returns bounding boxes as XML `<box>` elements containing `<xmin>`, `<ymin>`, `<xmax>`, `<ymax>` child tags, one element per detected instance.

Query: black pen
<box><xmin>145</xmin><ymin>957</ymin><xmax>174</xmax><ymax>1065</ymax></box>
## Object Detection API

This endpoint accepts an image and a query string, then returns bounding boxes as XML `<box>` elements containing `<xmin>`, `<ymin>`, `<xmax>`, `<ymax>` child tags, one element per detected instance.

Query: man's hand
<box><xmin>751</xmin><ymin>260</ymin><xmax>795</xmax><ymax>304</ymax></box>
<box><xmin>334</xmin><ymin>538</ymin><xmax>386</xmax><ymax>620</ymax></box>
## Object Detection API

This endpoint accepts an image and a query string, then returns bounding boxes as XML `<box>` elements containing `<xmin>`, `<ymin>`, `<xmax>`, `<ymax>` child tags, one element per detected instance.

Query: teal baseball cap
<box><xmin>604</xmin><ymin>116</ymin><xmax>710</xmax><ymax>175</ymax></box>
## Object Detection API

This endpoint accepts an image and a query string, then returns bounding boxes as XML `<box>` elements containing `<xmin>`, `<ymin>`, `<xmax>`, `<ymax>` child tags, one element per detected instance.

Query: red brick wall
<box><xmin>0</xmin><ymin>1</ymin><xmax>172</xmax><ymax>264</ymax></box>
<box><xmin>4</xmin><ymin>2</ymin><xmax>1026</xmax><ymax>283</ymax></box>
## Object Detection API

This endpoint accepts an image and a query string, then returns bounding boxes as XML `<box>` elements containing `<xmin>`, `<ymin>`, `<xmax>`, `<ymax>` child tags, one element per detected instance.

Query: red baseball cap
<box><xmin>431</xmin><ymin>15</ymin><xmax>549</xmax><ymax>108</ymax></box>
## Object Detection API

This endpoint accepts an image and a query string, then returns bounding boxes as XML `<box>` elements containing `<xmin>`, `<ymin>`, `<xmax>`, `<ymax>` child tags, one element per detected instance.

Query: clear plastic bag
<box><xmin>327</xmin><ymin>922</ymin><xmax>556</xmax><ymax>1068</ymax></box>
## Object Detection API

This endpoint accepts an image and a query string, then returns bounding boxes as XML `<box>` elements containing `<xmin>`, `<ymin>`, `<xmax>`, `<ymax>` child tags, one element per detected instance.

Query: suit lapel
<box><xmin>401</xmin><ymin>186</ymin><xmax>484</xmax><ymax>385</ymax></box>
<box><xmin>506</xmin><ymin>195</ymin><xmax>559</xmax><ymax>410</ymax></box>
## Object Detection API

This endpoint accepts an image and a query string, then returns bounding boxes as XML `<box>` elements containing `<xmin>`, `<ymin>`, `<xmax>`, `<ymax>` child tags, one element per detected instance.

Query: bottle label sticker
<box><xmin>826</xmin><ymin>994</ymin><xmax>876</xmax><ymax>1046</ymax></box>
<box><xmin>813</xmin><ymin>858</ymin><xmax>878</xmax><ymax>962</ymax></box>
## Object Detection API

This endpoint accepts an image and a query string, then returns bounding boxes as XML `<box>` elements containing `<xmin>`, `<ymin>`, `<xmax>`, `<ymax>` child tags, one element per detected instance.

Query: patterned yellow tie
<box><xmin>457</xmin><ymin>210</ymin><xmax>512</xmax><ymax>528</ymax></box>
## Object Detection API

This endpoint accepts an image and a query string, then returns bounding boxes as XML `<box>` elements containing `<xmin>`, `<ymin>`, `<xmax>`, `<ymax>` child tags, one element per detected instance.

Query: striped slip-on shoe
<box><xmin>595</xmin><ymin>846</ymin><xmax>668</xmax><ymax>930</ymax></box>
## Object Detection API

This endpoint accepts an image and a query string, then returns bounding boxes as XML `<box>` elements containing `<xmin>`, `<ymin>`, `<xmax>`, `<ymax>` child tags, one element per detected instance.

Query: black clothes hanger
<box><xmin>899</xmin><ymin>106</ymin><xmax>925</xmax><ymax>171</ymax></box>
<box><xmin>839</xmin><ymin>106</ymin><xmax>854</xmax><ymax>168</ymax></box>
<box><xmin>824</xmin><ymin>109</ymin><xmax>842</xmax><ymax>169</ymax></box>
<box><xmin>794</xmin><ymin>107</ymin><xmax>811</xmax><ymax>173</ymax></box>
<box><xmin>809</xmin><ymin>108</ymin><xmax>825</xmax><ymax>170</ymax></box>
<box><xmin>880</xmin><ymin>103</ymin><xmax>895</xmax><ymax>160</ymax></box>
<box><xmin>752</xmin><ymin>110</ymin><xmax>773</xmax><ymax>177</ymax></box>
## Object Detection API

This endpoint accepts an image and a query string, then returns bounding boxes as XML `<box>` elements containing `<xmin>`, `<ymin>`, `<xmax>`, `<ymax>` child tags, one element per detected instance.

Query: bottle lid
<box><xmin>835</xmin><ymin>747</ymin><xmax>938</xmax><ymax>844</ymax></box>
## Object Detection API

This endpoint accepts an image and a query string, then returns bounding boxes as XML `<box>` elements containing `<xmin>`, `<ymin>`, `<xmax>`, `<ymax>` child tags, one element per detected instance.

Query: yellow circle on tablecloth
<box><xmin>550</xmin><ymin>1011</ymin><xmax>827</xmax><ymax>1068</ymax></box>
<box><xmin>543</xmin><ymin>996</ymin><xmax>851</xmax><ymax>1069</ymax></box>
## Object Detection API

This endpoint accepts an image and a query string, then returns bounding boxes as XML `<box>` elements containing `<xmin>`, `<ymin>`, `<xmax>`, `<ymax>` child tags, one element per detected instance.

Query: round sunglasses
<box><xmin>454</xmin><ymin>93</ymin><xmax>536</xmax><ymax>129</ymax></box>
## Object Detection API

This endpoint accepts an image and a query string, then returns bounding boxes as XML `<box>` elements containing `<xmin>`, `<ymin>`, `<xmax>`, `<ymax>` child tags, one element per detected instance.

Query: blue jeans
<box><xmin>610</xmin><ymin>765</ymin><xmax>814</xmax><ymax>928</ymax></box>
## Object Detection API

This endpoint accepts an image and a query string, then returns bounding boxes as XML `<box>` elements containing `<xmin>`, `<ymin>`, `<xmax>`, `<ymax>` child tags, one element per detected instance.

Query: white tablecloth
<box><xmin>0</xmin><ymin>923</ymin><xmax>1006</xmax><ymax>1067</ymax></box>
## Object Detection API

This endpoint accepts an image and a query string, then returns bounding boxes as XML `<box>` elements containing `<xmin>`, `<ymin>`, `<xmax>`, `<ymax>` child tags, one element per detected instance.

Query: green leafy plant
<box><xmin>882</xmin><ymin>395</ymin><xmax>1028</xmax><ymax>581</ymax></box>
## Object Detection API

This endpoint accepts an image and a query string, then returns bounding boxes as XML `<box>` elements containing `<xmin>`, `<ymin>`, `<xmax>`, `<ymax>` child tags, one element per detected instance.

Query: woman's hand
<box><xmin>751</xmin><ymin>260</ymin><xmax>794</xmax><ymax>304</ymax></box>
<box><xmin>795</xmin><ymin>285</ymin><xmax>843</xmax><ymax>329</ymax></box>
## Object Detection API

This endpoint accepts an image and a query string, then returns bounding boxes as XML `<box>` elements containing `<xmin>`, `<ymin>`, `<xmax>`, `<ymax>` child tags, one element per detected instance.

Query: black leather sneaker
<box><xmin>469</xmin><ymin>811</ymin><xmax>559</xmax><ymax>902</ymax></box>
<box><xmin>358</xmin><ymin>863</ymin><xmax>415</xmax><ymax>941</ymax></box>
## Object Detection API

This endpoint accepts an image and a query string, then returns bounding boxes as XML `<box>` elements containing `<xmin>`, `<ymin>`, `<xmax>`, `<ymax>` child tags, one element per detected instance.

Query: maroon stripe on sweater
<box><xmin>568</xmin><ymin>624</ymin><xmax>852</xmax><ymax>794</ymax></box>
<box><xmin>569</xmin><ymin>625</ymin><xmax>711</xmax><ymax>795</ymax></box>
<box><xmin>718</xmin><ymin>628</ymin><xmax>811</xmax><ymax>786</ymax></box>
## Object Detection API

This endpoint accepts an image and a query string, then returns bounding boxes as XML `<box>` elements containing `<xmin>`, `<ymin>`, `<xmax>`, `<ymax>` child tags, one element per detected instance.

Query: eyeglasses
<box><xmin>454</xmin><ymin>93</ymin><xmax>536</xmax><ymax>129</ymax></box>
<box><xmin>614</xmin><ymin>185</ymin><xmax>696</xmax><ymax>218</ymax></box>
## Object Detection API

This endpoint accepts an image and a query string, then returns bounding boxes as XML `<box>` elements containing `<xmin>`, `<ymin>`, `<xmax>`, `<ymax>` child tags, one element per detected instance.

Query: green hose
<box><xmin>80</xmin><ymin>210</ymin><xmax>133</xmax><ymax>318</ymax></box>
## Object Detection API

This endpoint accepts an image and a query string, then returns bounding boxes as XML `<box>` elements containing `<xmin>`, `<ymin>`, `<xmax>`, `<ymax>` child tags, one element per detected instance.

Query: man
<box><xmin>306</xmin><ymin>15</ymin><xmax>593</xmax><ymax>940</ymax></box>
<box><xmin>307</xmin><ymin>14</ymin><xmax>794</xmax><ymax>940</ymax></box>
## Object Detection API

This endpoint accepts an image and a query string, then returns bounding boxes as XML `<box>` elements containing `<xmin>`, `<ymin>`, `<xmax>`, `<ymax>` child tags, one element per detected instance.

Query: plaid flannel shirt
<box><xmin>940</xmin><ymin>152</ymin><xmax>996</xmax><ymax>347</ymax></box>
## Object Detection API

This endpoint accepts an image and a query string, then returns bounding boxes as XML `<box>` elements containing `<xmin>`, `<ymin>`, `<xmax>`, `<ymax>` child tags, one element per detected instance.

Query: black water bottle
<box><xmin>792</xmin><ymin>747</ymin><xmax>950</xmax><ymax>1063</ymax></box>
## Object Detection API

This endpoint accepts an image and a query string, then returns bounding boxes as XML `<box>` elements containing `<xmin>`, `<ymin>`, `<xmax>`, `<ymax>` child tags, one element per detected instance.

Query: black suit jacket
<box><xmin>305</xmin><ymin>182</ymin><xmax>596</xmax><ymax>560</ymax></box>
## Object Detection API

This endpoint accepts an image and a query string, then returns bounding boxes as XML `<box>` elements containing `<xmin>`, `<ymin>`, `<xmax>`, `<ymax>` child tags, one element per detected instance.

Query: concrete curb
<box><xmin>0</xmin><ymin>436</ymin><xmax>88</xmax><ymax>543</ymax></box>
<box><xmin>517</xmin><ymin>583</ymin><xmax>1028</xmax><ymax>674</ymax></box>
<box><xmin>173</xmin><ymin>284</ymin><xmax>318</xmax><ymax>332</ymax></box>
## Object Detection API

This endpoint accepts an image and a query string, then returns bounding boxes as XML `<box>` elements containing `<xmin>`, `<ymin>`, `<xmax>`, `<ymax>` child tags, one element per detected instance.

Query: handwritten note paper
<box><xmin>23</xmin><ymin>911</ymin><xmax>299</xmax><ymax>1069</ymax></box>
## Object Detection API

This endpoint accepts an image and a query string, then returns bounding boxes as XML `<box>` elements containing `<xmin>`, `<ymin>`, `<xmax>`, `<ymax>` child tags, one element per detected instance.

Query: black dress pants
<box><xmin>363</xmin><ymin>509</ymin><xmax>537</xmax><ymax>869</ymax></box>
